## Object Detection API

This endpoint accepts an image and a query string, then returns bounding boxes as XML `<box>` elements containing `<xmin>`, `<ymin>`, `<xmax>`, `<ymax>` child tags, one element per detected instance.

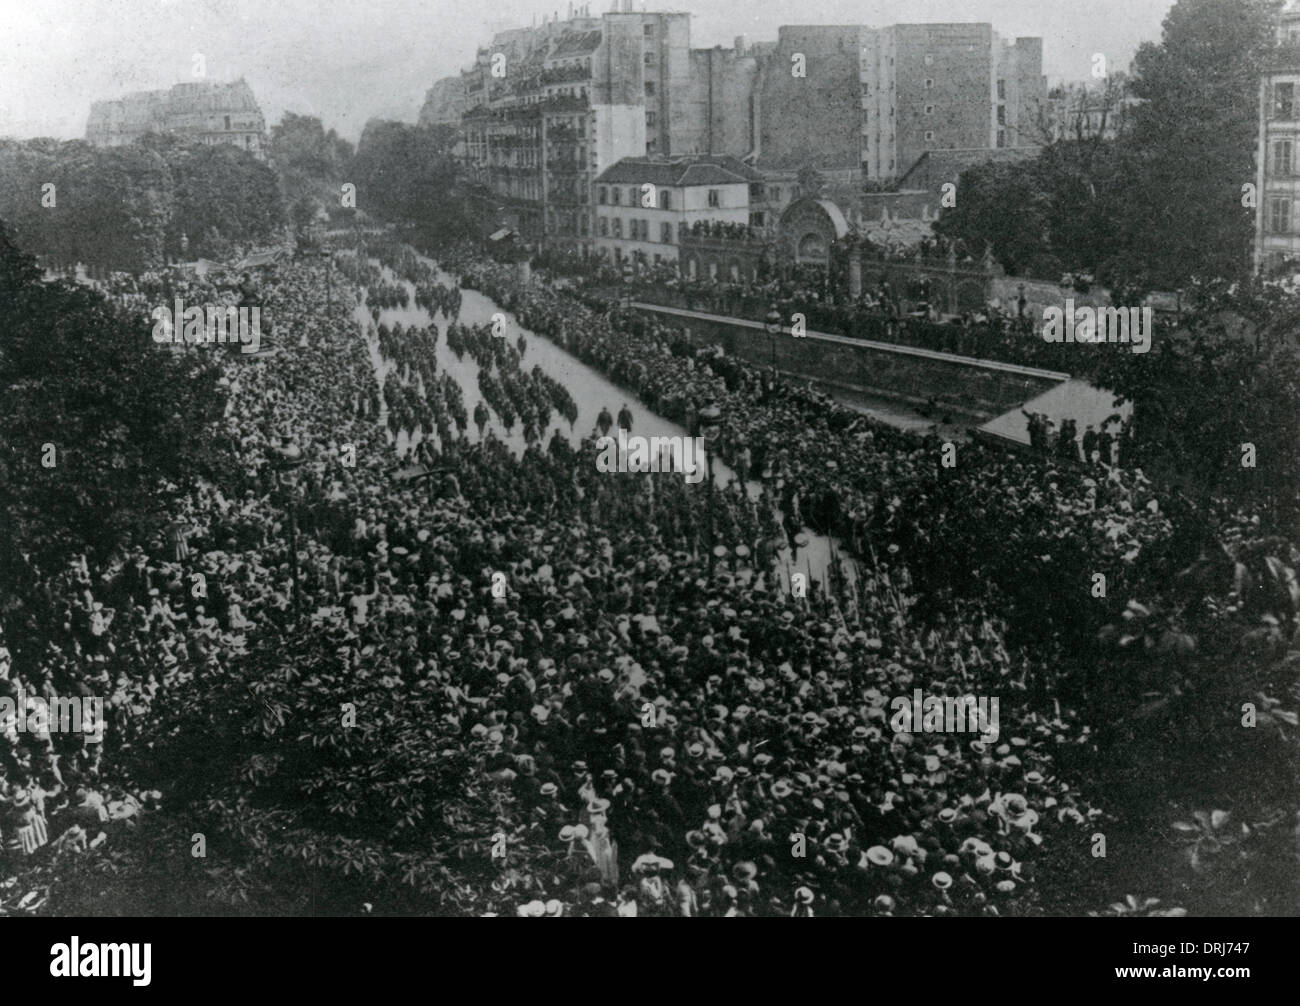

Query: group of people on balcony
<box><xmin>683</xmin><ymin>220</ymin><xmax>765</xmax><ymax>243</ymax></box>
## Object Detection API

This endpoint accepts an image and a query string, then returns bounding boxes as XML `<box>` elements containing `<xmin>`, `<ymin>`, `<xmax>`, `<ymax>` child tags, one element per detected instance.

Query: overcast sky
<box><xmin>0</xmin><ymin>0</ymin><xmax>1175</xmax><ymax>143</ymax></box>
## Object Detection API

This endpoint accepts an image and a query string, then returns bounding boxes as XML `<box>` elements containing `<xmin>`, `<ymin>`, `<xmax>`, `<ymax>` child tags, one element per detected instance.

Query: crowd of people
<box><xmin>3</xmin><ymin>228</ymin><xmax>1201</xmax><ymax>916</ymax></box>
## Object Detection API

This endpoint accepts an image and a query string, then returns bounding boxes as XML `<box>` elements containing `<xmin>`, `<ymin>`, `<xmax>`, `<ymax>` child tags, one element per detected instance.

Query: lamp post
<box><xmin>270</xmin><ymin>442</ymin><xmax>306</xmax><ymax>617</ymax></box>
<box><xmin>619</xmin><ymin>263</ymin><xmax>633</xmax><ymax>311</ymax></box>
<box><xmin>698</xmin><ymin>402</ymin><xmax>722</xmax><ymax>572</ymax></box>
<box><xmin>764</xmin><ymin>304</ymin><xmax>782</xmax><ymax>370</ymax></box>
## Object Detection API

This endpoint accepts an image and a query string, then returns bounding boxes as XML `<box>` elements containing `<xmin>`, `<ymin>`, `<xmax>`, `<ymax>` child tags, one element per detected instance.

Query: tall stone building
<box><xmin>758</xmin><ymin>24</ymin><xmax>1043</xmax><ymax>184</ymax></box>
<box><xmin>461</xmin><ymin>2</ymin><xmax>711</xmax><ymax>250</ymax></box>
<box><xmin>454</xmin><ymin>7</ymin><xmax>1043</xmax><ymax>254</ymax></box>
<box><xmin>85</xmin><ymin>79</ymin><xmax>266</xmax><ymax>157</ymax></box>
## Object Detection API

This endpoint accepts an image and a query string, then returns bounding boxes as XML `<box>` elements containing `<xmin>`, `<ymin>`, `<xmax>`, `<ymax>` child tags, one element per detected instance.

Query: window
<box><xmin>613</xmin><ymin>218</ymin><xmax>623</xmax><ymax>238</ymax></box>
<box><xmin>924</xmin><ymin>54</ymin><xmax>934</xmax><ymax>66</ymax></box>
<box><xmin>997</xmin><ymin>105</ymin><xmax>1006</xmax><ymax>125</ymax></box>
<box><xmin>646</xmin><ymin>111</ymin><xmax>657</xmax><ymax>126</ymax></box>
<box><xmin>660</xmin><ymin>189</ymin><xmax>671</xmax><ymax>209</ymax></box>
<box><xmin>598</xmin><ymin>186</ymin><xmax>607</xmax><ymax>204</ymax></box>
<box><xmin>1271</xmin><ymin>198</ymin><xmax>1292</xmax><ymax>233</ymax></box>
<box><xmin>925</xmin><ymin>130</ymin><xmax>935</xmax><ymax>142</ymax></box>
<box><xmin>1277</xmin><ymin>140</ymin><xmax>1294</xmax><ymax>175</ymax></box>
<box><xmin>224</xmin><ymin>115</ymin><xmax>231</xmax><ymax>129</ymax></box>
<box><xmin>749</xmin><ymin>211</ymin><xmax>765</xmax><ymax>227</ymax></box>
<box><xmin>925</xmin><ymin>78</ymin><xmax>933</xmax><ymax>89</ymax></box>
<box><xmin>661</xmin><ymin>222</ymin><xmax>673</xmax><ymax>243</ymax></box>
<box><xmin>997</xmin><ymin>79</ymin><xmax>1006</xmax><ymax>101</ymax></box>
<box><xmin>645</xmin><ymin>81</ymin><xmax>655</xmax><ymax>96</ymax></box>
<box><xmin>1276</xmin><ymin>82</ymin><xmax>1295</xmax><ymax>118</ymax></box>
<box><xmin>629</xmin><ymin>187</ymin><xmax>637</xmax><ymax>205</ymax></box>
<box><xmin>707</xmin><ymin>189</ymin><xmax>720</xmax><ymax>207</ymax></box>
<box><xmin>997</xmin><ymin>130</ymin><xmax>1006</xmax><ymax>148</ymax></box>
<box><xmin>644</xmin><ymin>51</ymin><xmax>654</xmax><ymax>65</ymax></box>
<box><xmin>599</xmin><ymin>217</ymin><xmax>608</xmax><ymax>236</ymax></box>
<box><xmin>644</xmin><ymin>23</ymin><xmax>654</xmax><ymax>36</ymax></box>
<box><xmin>772</xmin><ymin>186</ymin><xmax>781</xmax><ymax>201</ymax></box>
<box><xmin>925</xmin><ymin>105</ymin><xmax>934</xmax><ymax>115</ymax></box>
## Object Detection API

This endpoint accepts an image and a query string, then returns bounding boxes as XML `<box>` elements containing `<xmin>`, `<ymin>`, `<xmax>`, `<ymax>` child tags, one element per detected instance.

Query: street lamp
<box><xmin>270</xmin><ymin>442</ymin><xmax>307</xmax><ymax>616</ymax></box>
<box><xmin>764</xmin><ymin>304</ymin><xmax>782</xmax><ymax>370</ymax></box>
<box><xmin>618</xmin><ymin>262</ymin><xmax>634</xmax><ymax>310</ymax></box>
<box><xmin>697</xmin><ymin>402</ymin><xmax>723</xmax><ymax>571</ymax></box>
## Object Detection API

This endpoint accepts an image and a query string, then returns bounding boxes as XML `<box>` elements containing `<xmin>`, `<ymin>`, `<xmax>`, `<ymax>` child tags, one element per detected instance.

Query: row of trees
<box><xmin>0</xmin><ymin>137</ymin><xmax>286</xmax><ymax>270</ymax></box>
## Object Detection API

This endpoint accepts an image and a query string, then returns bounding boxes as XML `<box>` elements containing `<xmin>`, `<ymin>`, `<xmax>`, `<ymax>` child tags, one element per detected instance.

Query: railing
<box><xmin>540</xmin><ymin>64</ymin><xmax>591</xmax><ymax>85</ymax></box>
<box><xmin>537</xmin><ymin>94</ymin><xmax>589</xmax><ymax>113</ymax></box>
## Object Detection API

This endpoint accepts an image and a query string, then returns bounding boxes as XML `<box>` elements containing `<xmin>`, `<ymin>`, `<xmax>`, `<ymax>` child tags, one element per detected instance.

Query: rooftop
<box><xmin>596</xmin><ymin>154</ymin><xmax>763</xmax><ymax>187</ymax></box>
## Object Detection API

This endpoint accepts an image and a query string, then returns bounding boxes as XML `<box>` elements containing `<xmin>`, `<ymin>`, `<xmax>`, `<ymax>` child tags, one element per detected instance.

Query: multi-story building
<box><xmin>85</xmin><ymin>79</ymin><xmax>266</xmax><ymax>157</ymax></box>
<box><xmin>757</xmin><ymin>23</ymin><xmax>1043</xmax><ymax>185</ymax></box>
<box><xmin>592</xmin><ymin>154</ymin><xmax>759</xmax><ymax>272</ymax></box>
<box><xmin>461</xmin><ymin>2</ymin><xmax>706</xmax><ymax>252</ymax></box>
<box><xmin>1256</xmin><ymin>2</ymin><xmax>1300</xmax><ymax>273</ymax></box>
<box><xmin>1043</xmin><ymin>83</ymin><xmax>1135</xmax><ymax>143</ymax></box>
<box><xmin>455</xmin><ymin>8</ymin><xmax>1044</xmax><ymax>252</ymax></box>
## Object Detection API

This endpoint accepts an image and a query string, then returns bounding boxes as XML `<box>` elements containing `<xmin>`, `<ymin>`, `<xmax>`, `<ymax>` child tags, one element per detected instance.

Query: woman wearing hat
<box><xmin>2</xmin><ymin>784</ymin><xmax>50</xmax><ymax>857</ymax></box>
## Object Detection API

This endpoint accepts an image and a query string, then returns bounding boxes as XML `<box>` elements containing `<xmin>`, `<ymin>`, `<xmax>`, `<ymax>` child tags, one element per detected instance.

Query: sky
<box><xmin>0</xmin><ymin>0</ymin><xmax>1177</xmax><ymax>144</ymax></box>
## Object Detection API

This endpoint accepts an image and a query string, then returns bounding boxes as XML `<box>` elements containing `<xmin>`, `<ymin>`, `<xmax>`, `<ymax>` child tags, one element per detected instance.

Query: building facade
<box><xmin>592</xmin><ymin>154</ymin><xmax>759</xmax><ymax>272</ymax></box>
<box><xmin>1256</xmin><ymin>3</ymin><xmax>1300</xmax><ymax>273</ymax></box>
<box><xmin>757</xmin><ymin>23</ymin><xmax>1044</xmax><ymax>184</ymax></box>
<box><xmin>85</xmin><ymin>79</ymin><xmax>266</xmax><ymax>157</ymax></box>
<box><xmin>455</xmin><ymin>7</ymin><xmax>1044</xmax><ymax>252</ymax></box>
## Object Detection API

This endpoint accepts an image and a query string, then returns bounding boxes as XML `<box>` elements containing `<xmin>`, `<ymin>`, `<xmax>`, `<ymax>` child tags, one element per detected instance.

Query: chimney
<box><xmin>734</xmin><ymin>35</ymin><xmax>747</xmax><ymax>54</ymax></box>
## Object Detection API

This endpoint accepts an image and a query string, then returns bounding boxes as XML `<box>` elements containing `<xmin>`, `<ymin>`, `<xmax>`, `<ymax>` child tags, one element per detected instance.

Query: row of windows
<box><xmin>597</xmin><ymin>216</ymin><xmax>675</xmax><ymax>243</ymax></box>
<box><xmin>596</xmin><ymin>186</ymin><xmax>723</xmax><ymax>208</ymax></box>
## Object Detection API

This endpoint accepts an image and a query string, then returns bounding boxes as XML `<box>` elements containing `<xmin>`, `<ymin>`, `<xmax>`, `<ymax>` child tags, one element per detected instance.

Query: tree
<box><xmin>1108</xmin><ymin>0</ymin><xmax>1283</xmax><ymax>290</ymax></box>
<box><xmin>0</xmin><ymin>219</ymin><xmax>230</xmax><ymax>654</ymax></box>
<box><xmin>351</xmin><ymin>120</ymin><xmax>473</xmax><ymax>246</ymax></box>
<box><xmin>171</xmin><ymin>144</ymin><xmax>286</xmax><ymax>260</ymax></box>
<box><xmin>933</xmin><ymin>159</ymin><xmax>1056</xmax><ymax>276</ymax></box>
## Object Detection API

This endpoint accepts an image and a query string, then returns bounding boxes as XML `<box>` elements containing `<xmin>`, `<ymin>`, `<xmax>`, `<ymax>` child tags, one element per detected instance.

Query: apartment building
<box><xmin>455</xmin><ymin>8</ymin><xmax>1044</xmax><ymax>251</ymax></box>
<box><xmin>1256</xmin><ymin>2</ymin><xmax>1300</xmax><ymax>273</ymax></box>
<box><xmin>757</xmin><ymin>23</ymin><xmax>1043</xmax><ymax>184</ymax></box>
<box><xmin>460</xmin><ymin>2</ymin><xmax>702</xmax><ymax>251</ymax></box>
<box><xmin>85</xmin><ymin>79</ymin><xmax>266</xmax><ymax>157</ymax></box>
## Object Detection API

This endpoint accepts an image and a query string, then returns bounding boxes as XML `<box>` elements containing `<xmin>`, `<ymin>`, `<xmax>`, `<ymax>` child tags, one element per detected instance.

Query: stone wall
<box><xmin>640</xmin><ymin>305</ymin><xmax>1060</xmax><ymax>421</ymax></box>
